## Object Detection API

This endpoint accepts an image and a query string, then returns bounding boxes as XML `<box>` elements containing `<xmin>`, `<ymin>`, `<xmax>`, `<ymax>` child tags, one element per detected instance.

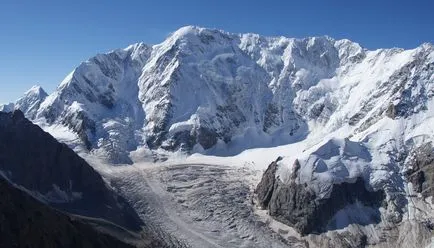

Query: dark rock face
<box><xmin>162</xmin><ymin>130</ymin><xmax>195</xmax><ymax>152</ymax></box>
<box><xmin>0</xmin><ymin>110</ymin><xmax>142</xmax><ymax>231</ymax></box>
<box><xmin>268</xmin><ymin>180</ymin><xmax>317</xmax><ymax>235</ymax></box>
<box><xmin>256</xmin><ymin>159</ymin><xmax>386</xmax><ymax>235</ymax></box>
<box><xmin>385</xmin><ymin>103</ymin><xmax>397</xmax><ymax>119</ymax></box>
<box><xmin>196</xmin><ymin>127</ymin><xmax>218</xmax><ymax>150</ymax></box>
<box><xmin>0</xmin><ymin>177</ymin><xmax>134</xmax><ymax>248</ymax></box>
<box><xmin>61</xmin><ymin>110</ymin><xmax>96</xmax><ymax>150</ymax></box>
<box><xmin>405</xmin><ymin>143</ymin><xmax>434</xmax><ymax>201</ymax></box>
<box><xmin>385</xmin><ymin>52</ymin><xmax>433</xmax><ymax>121</ymax></box>
<box><xmin>263</xmin><ymin>104</ymin><xmax>280</xmax><ymax>132</ymax></box>
<box><xmin>255</xmin><ymin>157</ymin><xmax>281</xmax><ymax>209</ymax></box>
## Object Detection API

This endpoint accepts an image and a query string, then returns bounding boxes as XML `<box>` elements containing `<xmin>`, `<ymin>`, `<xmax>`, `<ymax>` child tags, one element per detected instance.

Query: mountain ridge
<box><xmin>2</xmin><ymin>26</ymin><xmax>433</xmax><ymax>165</ymax></box>
<box><xmin>0</xmin><ymin>110</ymin><xmax>143</xmax><ymax>230</ymax></box>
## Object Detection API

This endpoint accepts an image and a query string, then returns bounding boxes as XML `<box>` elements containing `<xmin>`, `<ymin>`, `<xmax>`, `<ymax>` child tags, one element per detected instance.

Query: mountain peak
<box><xmin>124</xmin><ymin>41</ymin><xmax>149</xmax><ymax>52</ymax></box>
<box><xmin>171</xmin><ymin>25</ymin><xmax>221</xmax><ymax>36</ymax></box>
<box><xmin>169</xmin><ymin>25</ymin><xmax>231</xmax><ymax>43</ymax></box>
<box><xmin>1</xmin><ymin>85</ymin><xmax>48</xmax><ymax>115</ymax></box>
<box><xmin>24</xmin><ymin>85</ymin><xmax>48</xmax><ymax>98</ymax></box>
<box><xmin>420</xmin><ymin>42</ymin><xmax>433</xmax><ymax>51</ymax></box>
<box><xmin>174</xmin><ymin>25</ymin><xmax>202</xmax><ymax>34</ymax></box>
<box><xmin>167</xmin><ymin>25</ymin><xmax>203</xmax><ymax>42</ymax></box>
<box><xmin>10</xmin><ymin>85</ymin><xmax>49</xmax><ymax>118</ymax></box>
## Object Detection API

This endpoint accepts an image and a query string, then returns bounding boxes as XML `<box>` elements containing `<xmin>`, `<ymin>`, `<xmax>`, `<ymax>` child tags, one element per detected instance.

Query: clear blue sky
<box><xmin>1</xmin><ymin>0</ymin><xmax>433</xmax><ymax>103</ymax></box>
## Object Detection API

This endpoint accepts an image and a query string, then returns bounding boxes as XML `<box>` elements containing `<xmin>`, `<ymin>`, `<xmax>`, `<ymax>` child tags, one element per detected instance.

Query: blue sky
<box><xmin>1</xmin><ymin>0</ymin><xmax>433</xmax><ymax>103</ymax></box>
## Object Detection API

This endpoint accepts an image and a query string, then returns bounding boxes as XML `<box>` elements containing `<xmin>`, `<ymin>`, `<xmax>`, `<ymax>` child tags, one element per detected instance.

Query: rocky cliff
<box><xmin>256</xmin><ymin>158</ymin><xmax>385</xmax><ymax>235</ymax></box>
<box><xmin>0</xmin><ymin>176</ymin><xmax>136</xmax><ymax>248</ymax></box>
<box><xmin>0</xmin><ymin>110</ymin><xmax>142</xmax><ymax>231</ymax></box>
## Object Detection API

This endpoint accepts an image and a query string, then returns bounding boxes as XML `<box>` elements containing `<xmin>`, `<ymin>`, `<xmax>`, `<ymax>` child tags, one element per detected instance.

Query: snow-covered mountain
<box><xmin>6</xmin><ymin>26</ymin><xmax>433</xmax><ymax>166</ymax></box>
<box><xmin>0</xmin><ymin>85</ymin><xmax>48</xmax><ymax>119</ymax></box>
<box><xmin>3</xmin><ymin>26</ymin><xmax>434</xmax><ymax>246</ymax></box>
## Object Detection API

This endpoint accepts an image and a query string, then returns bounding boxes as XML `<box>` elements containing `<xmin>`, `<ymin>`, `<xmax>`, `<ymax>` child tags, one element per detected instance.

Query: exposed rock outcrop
<box><xmin>404</xmin><ymin>142</ymin><xmax>434</xmax><ymax>202</ymax></box>
<box><xmin>255</xmin><ymin>157</ymin><xmax>282</xmax><ymax>209</ymax></box>
<box><xmin>0</xmin><ymin>177</ymin><xmax>135</xmax><ymax>248</ymax></box>
<box><xmin>0</xmin><ymin>110</ymin><xmax>142</xmax><ymax>231</ymax></box>
<box><xmin>256</xmin><ymin>159</ymin><xmax>385</xmax><ymax>235</ymax></box>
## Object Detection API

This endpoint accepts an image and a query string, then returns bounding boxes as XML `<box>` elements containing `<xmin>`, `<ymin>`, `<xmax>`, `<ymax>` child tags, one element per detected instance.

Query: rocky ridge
<box><xmin>0</xmin><ymin>110</ymin><xmax>143</xmax><ymax>231</ymax></box>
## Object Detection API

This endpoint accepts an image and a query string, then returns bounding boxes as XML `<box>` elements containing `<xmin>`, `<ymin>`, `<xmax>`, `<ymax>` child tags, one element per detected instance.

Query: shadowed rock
<box><xmin>405</xmin><ymin>142</ymin><xmax>434</xmax><ymax>202</ymax></box>
<box><xmin>256</xmin><ymin>159</ymin><xmax>386</xmax><ymax>235</ymax></box>
<box><xmin>0</xmin><ymin>176</ymin><xmax>134</xmax><ymax>248</ymax></box>
<box><xmin>0</xmin><ymin>110</ymin><xmax>142</xmax><ymax>231</ymax></box>
<box><xmin>255</xmin><ymin>156</ymin><xmax>282</xmax><ymax>209</ymax></box>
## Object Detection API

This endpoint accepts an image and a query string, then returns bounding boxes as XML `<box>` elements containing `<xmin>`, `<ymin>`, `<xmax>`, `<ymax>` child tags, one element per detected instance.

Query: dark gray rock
<box><xmin>162</xmin><ymin>126</ymin><xmax>219</xmax><ymax>152</ymax></box>
<box><xmin>61</xmin><ymin>110</ymin><xmax>96</xmax><ymax>150</ymax></box>
<box><xmin>310</xmin><ymin>230</ymin><xmax>368</xmax><ymax>248</ymax></box>
<box><xmin>385</xmin><ymin>52</ymin><xmax>433</xmax><ymax>120</ymax></box>
<box><xmin>404</xmin><ymin>142</ymin><xmax>434</xmax><ymax>202</ymax></box>
<box><xmin>255</xmin><ymin>156</ymin><xmax>282</xmax><ymax>209</ymax></box>
<box><xmin>256</xmin><ymin>159</ymin><xmax>386</xmax><ymax>235</ymax></box>
<box><xmin>0</xmin><ymin>110</ymin><xmax>142</xmax><ymax>231</ymax></box>
<box><xmin>161</xmin><ymin>130</ymin><xmax>196</xmax><ymax>152</ymax></box>
<box><xmin>196</xmin><ymin>127</ymin><xmax>218</xmax><ymax>150</ymax></box>
<box><xmin>263</xmin><ymin>103</ymin><xmax>281</xmax><ymax>132</ymax></box>
<box><xmin>385</xmin><ymin>103</ymin><xmax>397</xmax><ymax>119</ymax></box>
<box><xmin>0</xmin><ymin>177</ymin><xmax>137</xmax><ymax>248</ymax></box>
